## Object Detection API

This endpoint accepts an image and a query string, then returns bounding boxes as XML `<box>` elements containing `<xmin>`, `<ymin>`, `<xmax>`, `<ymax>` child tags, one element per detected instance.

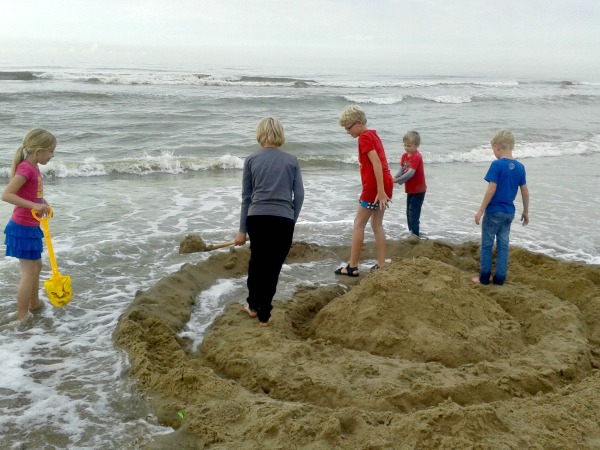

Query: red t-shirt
<box><xmin>357</xmin><ymin>130</ymin><xmax>393</xmax><ymax>203</ymax></box>
<box><xmin>400</xmin><ymin>150</ymin><xmax>427</xmax><ymax>194</ymax></box>
<box><xmin>11</xmin><ymin>161</ymin><xmax>44</xmax><ymax>227</ymax></box>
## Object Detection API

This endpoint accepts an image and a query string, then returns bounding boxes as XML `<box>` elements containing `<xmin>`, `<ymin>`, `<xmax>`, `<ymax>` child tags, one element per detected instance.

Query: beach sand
<box><xmin>113</xmin><ymin>240</ymin><xmax>600</xmax><ymax>449</ymax></box>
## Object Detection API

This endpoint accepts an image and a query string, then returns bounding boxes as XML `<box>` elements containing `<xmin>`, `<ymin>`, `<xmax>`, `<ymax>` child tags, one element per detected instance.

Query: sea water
<box><xmin>1</xmin><ymin>66</ymin><xmax>599</xmax><ymax>448</ymax></box>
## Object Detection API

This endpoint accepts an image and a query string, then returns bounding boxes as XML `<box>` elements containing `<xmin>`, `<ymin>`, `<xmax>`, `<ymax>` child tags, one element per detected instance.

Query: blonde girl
<box><xmin>2</xmin><ymin>128</ymin><xmax>55</xmax><ymax>322</ymax></box>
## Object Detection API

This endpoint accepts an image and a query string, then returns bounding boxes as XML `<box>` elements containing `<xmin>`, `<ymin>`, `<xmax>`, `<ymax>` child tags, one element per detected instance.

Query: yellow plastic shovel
<box><xmin>32</xmin><ymin>208</ymin><xmax>72</xmax><ymax>307</ymax></box>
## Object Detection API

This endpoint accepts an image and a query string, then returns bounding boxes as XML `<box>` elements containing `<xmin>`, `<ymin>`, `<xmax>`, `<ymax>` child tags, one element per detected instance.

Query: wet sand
<box><xmin>113</xmin><ymin>240</ymin><xmax>600</xmax><ymax>449</ymax></box>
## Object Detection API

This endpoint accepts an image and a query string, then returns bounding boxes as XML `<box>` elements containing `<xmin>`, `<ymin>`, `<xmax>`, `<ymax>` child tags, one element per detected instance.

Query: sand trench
<box><xmin>113</xmin><ymin>240</ymin><xmax>600</xmax><ymax>449</ymax></box>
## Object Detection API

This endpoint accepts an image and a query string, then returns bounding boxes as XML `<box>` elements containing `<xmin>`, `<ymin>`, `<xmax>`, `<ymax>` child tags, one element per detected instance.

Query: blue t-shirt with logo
<box><xmin>484</xmin><ymin>158</ymin><xmax>526</xmax><ymax>214</ymax></box>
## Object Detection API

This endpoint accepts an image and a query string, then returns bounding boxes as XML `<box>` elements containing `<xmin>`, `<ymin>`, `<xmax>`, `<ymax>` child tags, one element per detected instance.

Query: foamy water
<box><xmin>1</xmin><ymin>66</ymin><xmax>599</xmax><ymax>448</ymax></box>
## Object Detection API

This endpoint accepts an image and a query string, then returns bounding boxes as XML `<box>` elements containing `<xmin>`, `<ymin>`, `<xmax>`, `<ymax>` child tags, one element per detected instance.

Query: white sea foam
<box><xmin>321</xmin><ymin>79</ymin><xmax>519</xmax><ymax>89</ymax></box>
<box><xmin>30</xmin><ymin>70</ymin><xmax>523</xmax><ymax>89</ymax></box>
<box><xmin>412</xmin><ymin>94</ymin><xmax>473</xmax><ymax>104</ymax></box>
<box><xmin>343</xmin><ymin>95</ymin><xmax>404</xmax><ymax>105</ymax></box>
<box><xmin>180</xmin><ymin>279</ymin><xmax>245</xmax><ymax>352</ymax></box>
<box><xmin>344</xmin><ymin>93</ymin><xmax>472</xmax><ymax>104</ymax></box>
<box><xmin>426</xmin><ymin>135</ymin><xmax>600</xmax><ymax>164</ymax></box>
<box><xmin>34</xmin><ymin>152</ymin><xmax>246</xmax><ymax>178</ymax></box>
<box><xmin>302</xmin><ymin>154</ymin><xmax>358</xmax><ymax>165</ymax></box>
<box><xmin>7</xmin><ymin>134</ymin><xmax>594</xmax><ymax>179</ymax></box>
<box><xmin>0</xmin><ymin>302</ymin><xmax>167</xmax><ymax>447</ymax></box>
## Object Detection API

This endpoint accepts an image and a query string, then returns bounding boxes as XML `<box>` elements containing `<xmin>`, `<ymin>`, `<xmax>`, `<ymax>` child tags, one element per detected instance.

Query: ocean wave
<box><xmin>33</xmin><ymin>71</ymin><xmax>320</xmax><ymax>87</ymax></box>
<box><xmin>6</xmin><ymin>70</ymin><xmax>600</xmax><ymax>90</ymax></box>
<box><xmin>411</xmin><ymin>94</ymin><xmax>473</xmax><ymax>104</ymax></box>
<box><xmin>12</xmin><ymin>152</ymin><xmax>246</xmax><ymax>178</ymax></box>
<box><xmin>539</xmin><ymin>93</ymin><xmax>600</xmax><ymax>104</ymax></box>
<box><xmin>323</xmin><ymin>79</ymin><xmax>519</xmax><ymax>89</ymax></box>
<box><xmin>342</xmin><ymin>95</ymin><xmax>473</xmax><ymax>105</ymax></box>
<box><xmin>0</xmin><ymin>153</ymin><xmax>358</xmax><ymax>179</ymax></box>
<box><xmin>17</xmin><ymin>70</ymin><xmax>526</xmax><ymax>89</ymax></box>
<box><xmin>343</xmin><ymin>93</ymin><xmax>473</xmax><ymax>105</ymax></box>
<box><xmin>520</xmin><ymin>80</ymin><xmax>598</xmax><ymax>87</ymax></box>
<box><xmin>430</xmin><ymin>136</ymin><xmax>600</xmax><ymax>164</ymax></box>
<box><xmin>0</xmin><ymin>71</ymin><xmax>37</xmax><ymax>81</ymax></box>
<box><xmin>342</xmin><ymin>95</ymin><xmax>404</xmax><ymax>105</ymax></box>
<box><xmin>302</xmin><ymin>154</ymin><xmax>358</xmax><ymax>165</ymax></box>
<box><xmin>1</xmin><ymin>136</ymin><xmax>597</xmax><ymax>179</ymax></box>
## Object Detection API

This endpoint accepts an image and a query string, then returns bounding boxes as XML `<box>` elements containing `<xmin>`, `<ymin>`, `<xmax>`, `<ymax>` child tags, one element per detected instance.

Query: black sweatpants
<box><xmin>246</xmin><ymin>215</ymin><xmax>295</xmax><ymax>323</ymax></box>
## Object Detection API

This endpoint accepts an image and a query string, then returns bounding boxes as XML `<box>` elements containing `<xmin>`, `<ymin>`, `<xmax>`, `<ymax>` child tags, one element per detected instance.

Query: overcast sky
<box><xmin>1</xmin><ymin>0</ymin><xmax>598</xmax><ymax>78</ymax></box>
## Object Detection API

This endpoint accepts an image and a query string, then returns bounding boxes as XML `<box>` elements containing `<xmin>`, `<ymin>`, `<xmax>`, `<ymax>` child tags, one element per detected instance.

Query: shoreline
<box><xmin>113</xmin><ymin>239</ymin><xmax>600</xmax><ymax>449</ymax></box>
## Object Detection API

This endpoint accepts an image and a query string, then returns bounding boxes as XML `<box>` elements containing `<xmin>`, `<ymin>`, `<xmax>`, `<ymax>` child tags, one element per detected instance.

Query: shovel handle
<box><xmin>31</xmin><ymin>207</ymin><xmax>53</xmax><ymax>221</ymax></box>
<box><xmin>31</xmin><ymin>207</ymin><xmax>60</xmax><ymax>277</ymax></box>
<box><xmin>207</xmin><ymin>240</ymin><xmax>236</xmax><ymax>251</ymax></box>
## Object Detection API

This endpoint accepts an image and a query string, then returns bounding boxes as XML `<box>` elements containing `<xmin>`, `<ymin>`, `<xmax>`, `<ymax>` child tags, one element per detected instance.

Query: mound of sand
<box><xmin>178</xmin><ymin>234</ymin><xmax>207</xmax><ymax>253</ymax></box>
<box><xmin>113</xmin><ymin>240</ymin><xmax>600</xmax><ymax>449</ymax></box>
<box><xmin>312</xmin><ymin>258</ymin><xmax>527</xmax><ymax>366</ymax></box>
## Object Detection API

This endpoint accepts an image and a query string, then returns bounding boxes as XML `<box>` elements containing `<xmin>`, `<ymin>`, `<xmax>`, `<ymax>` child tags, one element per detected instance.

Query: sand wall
<box><xmin>113</xmin><ymin>240</ymin><xmax>600</xmax><ymax>449</ymax></box>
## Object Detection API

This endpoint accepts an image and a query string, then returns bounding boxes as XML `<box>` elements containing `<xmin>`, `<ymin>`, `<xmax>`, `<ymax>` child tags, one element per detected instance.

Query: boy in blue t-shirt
<box><xmin>473</xmin><ymin>130</ymin><xmax>529</xmax><ymax>285</ymax></box>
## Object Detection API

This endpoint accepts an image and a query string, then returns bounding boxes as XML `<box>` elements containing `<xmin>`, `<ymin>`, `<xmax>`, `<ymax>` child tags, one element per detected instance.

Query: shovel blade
<box><xmin>44</xmin><ymin>275</ymin><xmax>72</xmax><ymax>307</ymax></box>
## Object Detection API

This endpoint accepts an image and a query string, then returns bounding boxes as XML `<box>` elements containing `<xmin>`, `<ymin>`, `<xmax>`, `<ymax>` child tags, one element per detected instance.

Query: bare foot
<box><xmin>471</xmin><ymin>276</ymin><xmax>492</xmax><ymax>285</ymax></box>
<box><xmin>30</xmin><ymin>301</ymin><xmax>45</xmax><ymax>314</ymax></box>
<box><xmin>17</xmin><ymin>311</ymin><xmax>33</xmax><ymax>323</ymax></box>
<box><xmin>243</xmin><ymin>303</ymin><xmax>257</xmax><ymax>318</ymax></box>
<box><xmin>259</xmin><ymin>319</ymin><xmax>271</xmax><ymax>328</ymax></box>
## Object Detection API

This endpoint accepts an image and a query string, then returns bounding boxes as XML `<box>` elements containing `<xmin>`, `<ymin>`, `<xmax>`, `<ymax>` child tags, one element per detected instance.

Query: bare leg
<box><xmin>18</xmin><ymin>259</ymin><xmax>42</xmax><ymax>320</ymax></box>
<box><xmin>349</xmin><ymin>207</ymin><xmax>373</xmax><ymax>268</ymax></box>
<box><xmin>370</xmin><ymin>208</ymin><xmax>386</xmax><ymax>267</ymax></box>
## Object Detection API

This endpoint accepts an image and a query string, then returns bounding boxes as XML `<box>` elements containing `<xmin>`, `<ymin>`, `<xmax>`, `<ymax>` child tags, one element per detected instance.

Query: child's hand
<box><xmin>375</xmin><ymin>193</ymin><xmax>391</xmax><ymax>210</ymax></box>
<box><xmin>33</xmin><ymin>203</ymin><xmax>50</xmax><ymax>216</ymax></box>
<box><xmin>234</xmin><ymin>232</ymin><xmax>247</xmax><ymax>246</ymax></box>
<box><xmin>521</xmin><ymin>212</ymin><xmax>529</xmax><ymax>226</ymax></box>
<box><xmin>474</xmin><ymin>210</ymin><xmax>483</xmax><ymax>225</ymax></box>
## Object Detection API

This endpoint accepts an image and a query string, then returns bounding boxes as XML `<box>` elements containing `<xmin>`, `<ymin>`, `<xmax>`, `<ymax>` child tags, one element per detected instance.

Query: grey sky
<box><xmin>1</xmin><ymin>0</ymin><xmax>598</xmax><ymax>78</ymax></box>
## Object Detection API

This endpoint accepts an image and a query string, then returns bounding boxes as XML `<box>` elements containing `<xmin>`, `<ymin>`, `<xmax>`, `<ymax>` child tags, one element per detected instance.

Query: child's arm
<box><xmin>1</xmin><ymin>175</ymin><xmax>49</xmax><ymax>213</ymax></box>
<box><xmin>394</xmin><ymin>168</ymin><xmax>415</xmax><ymax>185</ymax></box>
<box><xmin>520</xmin><ymin>184</ymin><xmax>529</xmax><ymax>225</ymax></box>
<box><xmin>474</xmin><ymin>182</ymin><xmax>497</xmax><ymax>225</ymax></box>
<box><xmin>292</xmin><ymin>163</ymin><xmax>304</xmax><ymax>222</ymax></box>
<box><xmin>367</xmin><ymin>150</ymin><xmax>391</xmax><ymax>209</ymax></box>
<box><xmin>235</xmin><ymin>160</ymin><xmax>252</xmax><ymax>245</ymax></box>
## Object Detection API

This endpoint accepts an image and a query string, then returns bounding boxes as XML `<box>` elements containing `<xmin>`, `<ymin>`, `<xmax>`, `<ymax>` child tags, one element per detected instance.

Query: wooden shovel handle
<box><xmin>206</xmin><ymin>240</ymin><xmax>236</xmax><ymax>251</ymax></box>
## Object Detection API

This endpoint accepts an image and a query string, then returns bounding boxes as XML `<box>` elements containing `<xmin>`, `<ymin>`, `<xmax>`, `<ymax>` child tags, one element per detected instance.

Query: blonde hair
<box><xmin>491</xmin><ymin>130</ymin><xmax>515</xmax><ymax>151</ymax></box>
<box><xmin>256</xmin><ymin>117</ymin><xmax>285</xmax><ymax>148</ymax></box>
<box><xmin>403</xmin><ymin>130</ymin><xmax>421</xmax><ymax>146</ymax></box>
<box><xmin>339</xmin><ymin>105</ymin><xmax>367</xmax><ymax>128</ymax></box>
<box><xmin>11</xmin><ymin>128</ymin><xmax>56</xmax><ymax>177</ymax></box>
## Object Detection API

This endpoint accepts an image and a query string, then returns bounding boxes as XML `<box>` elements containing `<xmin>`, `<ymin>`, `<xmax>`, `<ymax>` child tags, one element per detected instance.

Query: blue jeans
<box><xmin>406</xmin><ymin>192</ymin><xmax>425</xmax><ymax>236</ymax></box>
<box><xmin>480</xmin><ymin>211</ymin><xmax>514</xmax><ymax>285</ymax></box>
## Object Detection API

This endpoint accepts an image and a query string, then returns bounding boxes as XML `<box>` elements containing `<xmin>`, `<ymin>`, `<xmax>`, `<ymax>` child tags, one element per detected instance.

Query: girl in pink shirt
<box><xmin>2</xmin><ymin>129</ymin><xmax>55</xmax><ymax>322</ymax></box>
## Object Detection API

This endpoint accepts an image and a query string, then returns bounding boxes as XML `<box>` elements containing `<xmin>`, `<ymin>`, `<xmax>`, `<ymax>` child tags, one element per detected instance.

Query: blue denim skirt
<box><xmin>4</xmin><ymin>220</ymin><xmax>43</xmax><ymax>260</ymax></box>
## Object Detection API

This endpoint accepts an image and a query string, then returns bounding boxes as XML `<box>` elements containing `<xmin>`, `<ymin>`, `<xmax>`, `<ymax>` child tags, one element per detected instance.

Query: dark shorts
<box><xmin>4</xmin><ymin>220</ymin><xmax>43</xmax><ymax>260</ymax></box>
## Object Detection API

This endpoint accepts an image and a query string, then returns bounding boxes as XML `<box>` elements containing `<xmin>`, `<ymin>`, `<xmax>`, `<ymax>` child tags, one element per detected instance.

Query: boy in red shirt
<box><xmin>335</xmin><ymin>105</ymin><xmax>393</xmax><ymax>276</ymax></box>
<box><xmin>394</xmin><ymin>131</ymin><xmax>427</xmax><ymax>237</ymax></box>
